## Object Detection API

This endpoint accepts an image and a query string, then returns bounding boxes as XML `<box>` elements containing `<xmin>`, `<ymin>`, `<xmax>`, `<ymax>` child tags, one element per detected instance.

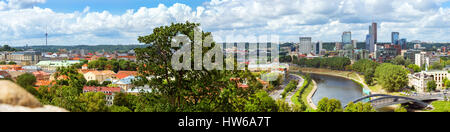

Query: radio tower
<box><xmin>45</xmin><ymin>27</ymin><xmax>48</xmax><ymax>46</ymax></box>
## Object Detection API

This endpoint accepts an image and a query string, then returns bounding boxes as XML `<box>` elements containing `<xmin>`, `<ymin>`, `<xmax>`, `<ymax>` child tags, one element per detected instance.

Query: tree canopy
<box><xmin>374</xmin><ymin>63</ymin><xmax>409</xmax><ymax>92</ymax></box>
<box><xmin>317</xmin><ymin>97</ymin><xmax>343</xmax><ymax>112</ymax></box>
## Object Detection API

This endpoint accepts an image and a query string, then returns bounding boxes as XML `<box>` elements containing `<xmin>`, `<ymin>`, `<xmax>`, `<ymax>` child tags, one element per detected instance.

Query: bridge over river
<box><xmin>345</xmin><ymin>93</ymin><xmax>448</xmax><ymax>109</ymax></box>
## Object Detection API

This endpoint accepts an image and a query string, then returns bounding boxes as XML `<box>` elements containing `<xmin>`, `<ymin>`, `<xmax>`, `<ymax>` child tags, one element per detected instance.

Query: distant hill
<box><xmin>14</xmin><ymin>45</ymin><xmax>147</xmax><ymax>53</ymax></box>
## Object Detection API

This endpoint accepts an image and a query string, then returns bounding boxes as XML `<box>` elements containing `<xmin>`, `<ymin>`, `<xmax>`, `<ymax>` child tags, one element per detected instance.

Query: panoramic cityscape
<box><xmin>0</xmin><ymin>0</ymin><xmax>449</xmax><ymax>114</ymax></box>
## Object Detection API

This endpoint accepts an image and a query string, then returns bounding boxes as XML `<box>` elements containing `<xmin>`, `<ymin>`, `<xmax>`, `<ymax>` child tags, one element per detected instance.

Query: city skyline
<box><xmin>0</xmin><ymin>0</ymin><xmax>449</xmax><ymax>46</ymax></box>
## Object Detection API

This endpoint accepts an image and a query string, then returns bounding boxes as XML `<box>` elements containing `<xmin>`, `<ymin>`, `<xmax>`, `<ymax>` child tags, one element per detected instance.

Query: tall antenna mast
<box><xmin>45</xmin><ymin>26</ymin><xmax>48</xmax><ymax>46</ymax></box>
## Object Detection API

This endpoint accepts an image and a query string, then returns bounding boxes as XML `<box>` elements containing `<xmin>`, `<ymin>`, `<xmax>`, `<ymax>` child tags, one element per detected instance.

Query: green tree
<box><xmin>54</xmin><ymin>67</ymin><xmax>87</xmax><ymax>93</ymax></box>
<box><xmin>102</xmin><ymin>81</ymin><xmax>112</xmax><ymax>86</ymax></box>
<box><xmin>352</xmin><ymin>59</ymin><xmax>378</xmax><ymax>73</ymax></box>
<box><xmin>394</xmin><ymin>106</ymin><xmax>408</xmax><ymax>112</ymax></box>
<box><xmin>86</xmin><ymin>80</ymin><xmax>100</xmax><ymax>86</ymax></box>
<box><xmin>78</xmin><ymin>92</ymin><xmax>108</xmax><ymax>112</ymax></box>
<box><xmin>317</xmin><ymin>97</ymin><xmax>343</xmax><ymax>112</ymax></box>
<box><xmin>431</xmin><ymin>62</ymin><xmax>444</xmax><ymax>70</ymax></box>
<box><xmin>364</xmin><ymin>68</ymin><xmax>375</xmax><ymax>86</ymax></box>
<box><xmin>134</xmin><ymin>22</ymin><xmax>260</xmax><ymax>112</ymax></box>
<box><xmin>344</xmin><ymin>102</ymin><xmax>376</xmax><ymax>112</ymax></box>
<box><xmin>407</xmin><ymin>64</ymin><xmax>421</xmax><ymax>72</ymax></box>
<box><xmin>8</xmin><ymin>61</ymin><xmax>17</xmax><ymax>65</ymax></box>
<box><xmin>113</xmin><ymin>92</ymin><xmax>133</xmax><ymax>110</ymax></box>
<box><xmin>244</xmin><ymin>90</ymin><xmax>278</xmax><ymax>112</ymax></box>
<box><xmin>427</xmin><ymin>80</ymin><xmax>437</xmax><ymax>92</ymax></box>
<box><xmin>374</xmin><ymin>63</ymin><xmax>409</xmax><ymax>92</ymax></box>
<box><xmin>444</xmin><ymin>78</ymin><xmax>450</xmax><ymax>89</ymax></box>
<box><xmin>391</xmin><ymin>56</ymin><xmax>406</xmax><ymax>66</ymax></box>
<box><xmin>16</xmin><ymin>73</ymin><xmax>37</xmax><ymax>88</ymax></box>
<box><xmin>109</xmin><ymin>105</ymin><xmax>132</xmax><ymax>112</ymax></box>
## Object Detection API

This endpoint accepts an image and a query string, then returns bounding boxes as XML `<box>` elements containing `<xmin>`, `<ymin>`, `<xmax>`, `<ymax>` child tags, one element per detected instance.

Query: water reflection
<box><xmin>311</xmin><ymin>74</ymin><xmax>363</xmax><ymax>106</ymax></box>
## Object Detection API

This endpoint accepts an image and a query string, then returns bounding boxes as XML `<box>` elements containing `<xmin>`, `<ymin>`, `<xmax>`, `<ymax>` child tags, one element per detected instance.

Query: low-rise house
<box><xmin>35</xmin><ymin>80</ymin><xmax>52</xmax><ymax>87</ymax></box>
<box><xmin>113</xmin><ymin>76</ymin><xmax>135</xmax><ymax>91</ymax></box>
<box><xmin>36</xmin><ymin>60</ymin><xmax>80</xmax><ymax>71</ymax></box>
<box><xmin>32</xmin><ymin>71</ymin><xmax>50</xmax><ymax>81</ymax></box>
<box><xmin>83</xmin><ymin>86</ymin><xmax>121</xmax><ymax>106</ymax></box>
<box><xmin>115</xmin><ymin>71</ymin><xmax>138</xmax><ymax>80</ymax></box>
<box><xmin>83</xmin><ymin>70</ymin><xmax>116</xmax><ymax>83</ymax></box>
<box><xmin>0</xmin><ymin>65</ymin><xmax>23</xmax><ymax>71</ymax></box>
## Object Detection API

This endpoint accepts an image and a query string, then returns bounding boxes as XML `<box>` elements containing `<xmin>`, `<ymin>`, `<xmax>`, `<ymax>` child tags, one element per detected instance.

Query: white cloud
<box><xmin>0</xmin><ymin>0</ymin><xmax>449</xmax><ymax>46</ymax></box>
<box><xmin>0</xmin><ymin>0</ymin><xmax>45</xmax><ymax>10</ymax></box>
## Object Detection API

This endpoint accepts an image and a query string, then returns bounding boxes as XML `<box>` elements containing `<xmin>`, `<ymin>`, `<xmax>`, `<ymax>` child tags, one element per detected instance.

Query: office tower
<box><xmin>392</xmin><ymin>32</ymin><xmax>399</xmax><ymax>45</ymax></box>
<box><xmin>365</xmin><ymin>34</ymin><xmax>371</xmax><ymax>50</ymax></box>
<box><xmin>368</xmin><ymin>22</ymin><xmax>377</xmax><ymax>53</ymax></box>
<box><xmin>342</xmin><ymin>31</ymin><xmax>352</xmax><ymax>45</ymax></box>
<box><xmin>299</xmin><ymin>37</ymin><xmax>313</xmax><ymax>54</ymax></box>
<box><xmin>399</xmin><ymin>38</ymin><xmax>407</xmax><ymax>49</ymax></box>
<box><xmin>315</xmin><ymin>41</ymin><xmax>322</xmax><ymax>55</ymax></box>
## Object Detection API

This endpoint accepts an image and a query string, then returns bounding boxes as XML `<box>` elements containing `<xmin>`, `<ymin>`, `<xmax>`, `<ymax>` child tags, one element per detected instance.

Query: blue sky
<box><xmin>37</xmin><ymin>0</ymin><xmax>209</xmax><ymax>14</ymax></box>
<box><xmin>0</xmin><ymin>0</ymin><xmax>449</xmax><ymax>46</ymax></box>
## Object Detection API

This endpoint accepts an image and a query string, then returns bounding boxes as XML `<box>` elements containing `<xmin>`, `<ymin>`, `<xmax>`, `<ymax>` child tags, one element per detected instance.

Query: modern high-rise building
<box><xmin>368</xmin><ymin>22</ymin><xmax>377</xmax><ymax>53</ymax></box>
<box><xmin>392</xmin><ymin>32</ymin><xmax>399</xmax><ymax>45</ymax></box>
<box><xmin>299</xmin><ymin>37</ymin><xmax>313</xmax><ymax>54</ymax></box>
<box><xmin>365</xmin><ymin>34</ymin><xmax>371</xmax><ymax>51</ymax></box>
<box><xmin>315</xmin><ymin>41</ymin><xmax>322</xmax><ymax>55</ymax></box>
<box><xmin>342</xmin><ymin>31</ymin><xmax>352</xmax><ymax>45</ymax></box>
<box><xmin>399</xmin><ymin>38</ymin><xmax>407</xmax><ymax>49</ymax></box>
<box><xmin>415</xmin><ymin>52</ymin><xmax>429</xmax><ymax>69</ymax></box>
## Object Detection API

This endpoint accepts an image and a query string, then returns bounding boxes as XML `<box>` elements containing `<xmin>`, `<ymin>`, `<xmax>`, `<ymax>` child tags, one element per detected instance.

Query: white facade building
<box><xmin>408</xmin><ymin>72</ymin><xmax>433</xmax><ymax>93</ymax></box>
<box><xmin>409</xmin><ymin>70</ymin><xmax>449</xmax><ymax>92</ymax></box>
<box><xmin>415</xmin><ymin>52</ymin><xmax>429</xmax><ymax>68</ymax></box>
<box><xmin>298</xmin><ymin>37</ymin><xmax>313</xmax><ymax>54</ymax></box>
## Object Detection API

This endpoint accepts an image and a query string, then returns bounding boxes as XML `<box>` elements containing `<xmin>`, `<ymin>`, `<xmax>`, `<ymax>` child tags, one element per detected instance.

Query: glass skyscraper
<box><xmin>392</xmin><ymin>32</ymin><xmax>399</xmax><ymax>45</ymax></box>
<box><xmin>365</xmin><ymin>34</ymin><xmax>371</xmax><ymax>51</ymax></box>
<box><xmin>342</xmin><ymin>31</ymin><xmax>352</xmax><ymax>45</ymax></box>
<box><xmin>399</xmin><ymin>38</ymin><xmax>407</xmax><ymax>49</ymax></box>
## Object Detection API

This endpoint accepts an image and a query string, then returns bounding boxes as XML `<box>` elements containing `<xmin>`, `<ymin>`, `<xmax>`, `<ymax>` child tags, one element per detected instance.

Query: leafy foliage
<box><xmin>427</xmin><ymin>80</ymin><xmax>437</xmax><ymax>92</ymax></box>
<box><xmin>293</xmin><ymin>57</ymin><xmax>351</xmax><ymax>70</ymax></box>
<box><xmin>344</xmin><ymin>102</ymin><xmax>376</xmax><ymax>112</ymax></box>
<box><xmin>281</xmin><ymin>80</ymin><xmax>298</xmax><ymax>98</ymax></box>
<box><xmin>374</xmin><ymin>63</ymin><xmax>408</xmax><ymax>92</ymax></box>
<box><xmin>316</xmin><ymin>97</ymin><xmax>343</xmax><ymax>112</ymax></box>
<box><xmin>16</xmin><ymin>73</ymin><xmax>37</xmax><ymax>88</ymax></box>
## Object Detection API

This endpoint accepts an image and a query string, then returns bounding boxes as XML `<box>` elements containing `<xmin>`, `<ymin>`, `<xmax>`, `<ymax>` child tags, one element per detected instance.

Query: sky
<box><xmin>0</xmin><ymin>0</ymin><xmax>449</xmax><ymax>46</ymax></box>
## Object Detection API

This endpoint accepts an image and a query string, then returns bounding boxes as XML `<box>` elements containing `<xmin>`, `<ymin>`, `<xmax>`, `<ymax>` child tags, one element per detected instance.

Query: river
<box><xmin>310</xmin><ymin>73</ymin><xmax>364</xmax><ymax>106</ymax></box>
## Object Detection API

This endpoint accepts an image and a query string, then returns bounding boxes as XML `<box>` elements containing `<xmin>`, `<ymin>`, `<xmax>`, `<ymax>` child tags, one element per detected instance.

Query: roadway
<box><xmin>269</xmin><ymin>74</ymin><xmax>304</xmax><ymax>105</ymax></box>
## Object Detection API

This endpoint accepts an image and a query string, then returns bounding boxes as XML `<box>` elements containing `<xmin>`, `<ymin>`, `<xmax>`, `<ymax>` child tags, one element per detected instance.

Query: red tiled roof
<box><xmin>35</xmin><ymin>80</ymin><xmax>51</xmax><ymax>86</ymax></box>
<box><xmin>238</xmin><ymin>83</ymin><xmax>249</xmax><ymax>89</ymax></box>
<box><xmin>83</xmin><ymin>86</ymin><xmax>121</xmax><ymax>95</ymax></box>
<box><xmin>115</xmin><ymin>71</ymin><xmax>138</xmax><ymax>79</ymax></box>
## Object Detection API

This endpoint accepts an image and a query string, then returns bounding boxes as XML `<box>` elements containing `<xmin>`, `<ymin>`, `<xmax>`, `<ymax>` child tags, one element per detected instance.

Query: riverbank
<box><xmin>306</xmin><ymin>80</ymin><xmax>317</xmax><ymax>109</ymax></box>
<box><xmin>297</xmin><ymin>67</ymin><xmax>373</xmax><ymax>95</ymax></box>
<box><xmin>290</xmin><ymin>73</ymin><xmax>317</xmax><ymax>110</ymax></box>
